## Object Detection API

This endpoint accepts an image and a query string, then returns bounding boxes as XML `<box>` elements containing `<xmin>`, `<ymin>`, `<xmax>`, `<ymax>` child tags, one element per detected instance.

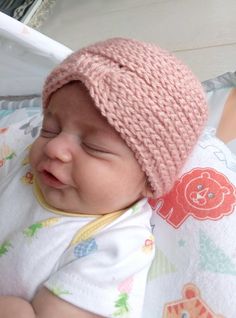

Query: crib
<box><xmin>1</xmin><ymin>12</ymin><xmax>236</xmax><ymax>318</ymax></box>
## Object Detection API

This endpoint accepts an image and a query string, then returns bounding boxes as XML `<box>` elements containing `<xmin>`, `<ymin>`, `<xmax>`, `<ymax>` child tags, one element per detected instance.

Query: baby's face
<box><xmin>30</xmin><ymin>82</ymin><xmax>147</xmax><ymax>214</ymax></box>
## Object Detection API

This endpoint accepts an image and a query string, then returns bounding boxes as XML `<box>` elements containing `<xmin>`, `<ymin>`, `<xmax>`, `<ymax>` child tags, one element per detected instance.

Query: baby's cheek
<box><xmin>73</xmin><ymin>161</ymin><xmax>114</xmax><ymax>192</ymax></box>
<box><xmin>29</xmin><ymin>138</ymin><xmax>42</xmax><ymax>168</ymax></box>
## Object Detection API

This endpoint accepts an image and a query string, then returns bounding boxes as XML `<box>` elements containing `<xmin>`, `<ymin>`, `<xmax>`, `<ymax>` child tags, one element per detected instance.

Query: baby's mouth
<box><xmin>40</xmin><ymin>170</ymin><xmax>66</xmax><ymax>189</ymax></box>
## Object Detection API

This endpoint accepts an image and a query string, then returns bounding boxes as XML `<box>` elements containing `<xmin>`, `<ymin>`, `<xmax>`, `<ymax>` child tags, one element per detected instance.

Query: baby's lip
<box><xmin>39</xmin><ymin>169</ymin><xmax>67</xmax><ymax>189</ymax></box>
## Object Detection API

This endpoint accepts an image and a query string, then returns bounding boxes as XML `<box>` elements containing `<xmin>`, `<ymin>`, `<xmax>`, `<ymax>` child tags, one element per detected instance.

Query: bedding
<box><xmin>0</xmin><ymin>11</ymin><xmax>236</xmax><ymax>318</ymax></box>
<box><xmin>144</xmin><ymin>78</ymin><xmax>236</xmax><ymax>317</ymax></box>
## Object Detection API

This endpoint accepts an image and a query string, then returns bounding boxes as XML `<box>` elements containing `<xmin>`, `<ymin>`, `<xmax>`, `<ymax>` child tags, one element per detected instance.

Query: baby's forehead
<box><xmin>44</xmin><ymin>97</ymin><xmax>123</xmax><ymax>142</ymax></box>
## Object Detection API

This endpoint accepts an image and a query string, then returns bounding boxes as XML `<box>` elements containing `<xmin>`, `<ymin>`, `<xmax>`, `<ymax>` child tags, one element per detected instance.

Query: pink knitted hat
<box><xmin>43</xmin><ymin>38</ymin><xmax>208</xmax><ymax>198</ymax></box>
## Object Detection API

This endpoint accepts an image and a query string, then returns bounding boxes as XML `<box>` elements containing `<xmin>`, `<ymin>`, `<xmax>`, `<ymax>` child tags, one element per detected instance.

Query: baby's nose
<box><xmin>44</xmin><ymin>133</ymin><xmax>73</xmax><ymax>162</ymax></box>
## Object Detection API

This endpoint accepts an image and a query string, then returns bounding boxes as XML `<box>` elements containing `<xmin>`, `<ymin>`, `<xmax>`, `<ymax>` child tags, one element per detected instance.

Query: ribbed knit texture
<box><xmin>43</xmin><ymin>38</ymin><xmax>208</xmax><ymax>198</ymax></box>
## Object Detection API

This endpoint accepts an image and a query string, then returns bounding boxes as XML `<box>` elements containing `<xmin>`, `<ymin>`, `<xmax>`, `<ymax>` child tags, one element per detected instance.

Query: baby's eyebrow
<box><xmin>43</xmin><ymin>109</ymin><xmax>55</xmax><ymax>117</ymax></box>
<box><xmin>88</xmin><ymin>125</ymin><xmax>123</xmax><ymax>143</ymax></box>
<box><xmin>42</xmin><ymin>110</ymin><xmax>51</xmax><ymax>120</ymax></box>
<box><xmin>43</xmin><ymin>110</ymin><xmax>63</xmax><ymax>126</ymax></box>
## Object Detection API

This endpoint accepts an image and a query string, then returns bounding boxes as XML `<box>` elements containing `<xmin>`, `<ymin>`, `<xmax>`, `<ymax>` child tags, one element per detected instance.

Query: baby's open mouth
<box><xmin>41</xmin><ymin>170</ymin><xmax>66</xmax><ymax>188</ymax></box>
<box><xmin>44</xmin><ymin>170</ymin><xmax>58</xmax><ymax>181</ymax></box>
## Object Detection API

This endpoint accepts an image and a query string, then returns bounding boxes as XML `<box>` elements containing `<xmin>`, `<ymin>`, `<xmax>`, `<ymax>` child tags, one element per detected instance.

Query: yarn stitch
<box><xmin>43</xmin><ymin>38</ymin><xmax>208</xmax><ymax>198</ymax></box>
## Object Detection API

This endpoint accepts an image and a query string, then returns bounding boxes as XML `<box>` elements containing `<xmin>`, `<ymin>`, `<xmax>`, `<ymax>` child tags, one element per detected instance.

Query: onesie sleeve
<box><xmin>0</xmin><ymin>115</ymin><xmax>41</xmax><ymax>179</ymax></box>
<box><xmin>44</xmin><ymin>201</ymin><xmax>154</xmax><ymax>318</ymax></box>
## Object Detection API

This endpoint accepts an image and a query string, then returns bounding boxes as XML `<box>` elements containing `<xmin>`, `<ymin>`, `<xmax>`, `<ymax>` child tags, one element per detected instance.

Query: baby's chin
<box><xmin>35</xmin><ymin>175</ymin><xmax>142</xmax><ymax>215</ymax></box>
<box><xmin>37</xmin><ymin>184</ymin><xmax>79</xmax><ymax>213</ymax></box>
<box><xmin>35</xmin><ymin>182</ymin><xmax>99</xmax><ymax>215</ymax></box>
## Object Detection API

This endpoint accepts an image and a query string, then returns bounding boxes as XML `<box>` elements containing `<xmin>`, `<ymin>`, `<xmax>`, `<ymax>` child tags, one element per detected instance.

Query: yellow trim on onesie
<box><xmin>33</xmin><ymin>180</ymin><xmax>98</xmax><ymax>217</ymax></box>
<box><xmin>70</xmin><ymin>210</ymin><xmax>124</xmax><ymax>245</ymax></box>
<box><xmin>33</xmin><ymin>180</ymin><xmax>125</xmax><ymax>244</ymax></box>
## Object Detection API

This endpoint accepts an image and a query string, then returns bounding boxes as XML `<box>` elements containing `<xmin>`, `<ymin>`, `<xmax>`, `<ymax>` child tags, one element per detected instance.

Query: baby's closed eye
<box><xmin>81</xmin><ymin>142</ymin><xmax>112</xmax><ymax>154</ymax></box>
<box><xmin>40</xmin><ymin>128</ymin><xmax>59</xmax><ymax>138</ymax></box>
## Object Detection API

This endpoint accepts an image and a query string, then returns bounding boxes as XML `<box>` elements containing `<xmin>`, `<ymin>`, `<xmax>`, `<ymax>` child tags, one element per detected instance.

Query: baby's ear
<box><xmin>141</xmin><ymin>181</ymin><xmax>156</xmax><ymax>199</ymax></box>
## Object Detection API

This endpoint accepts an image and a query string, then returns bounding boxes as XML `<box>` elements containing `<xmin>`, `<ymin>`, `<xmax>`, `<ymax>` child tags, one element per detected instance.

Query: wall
<box><xmin>40</xmin><ymin>0</ymin><xmax>236</xmax><ymax>80</ymax></box>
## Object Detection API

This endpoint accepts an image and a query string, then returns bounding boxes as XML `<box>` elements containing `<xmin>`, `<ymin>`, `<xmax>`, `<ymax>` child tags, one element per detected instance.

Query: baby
<box><xmin>0</xmin><ymin>38</ymin><xmax>207</xmax><ymax>317</ymax></box>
